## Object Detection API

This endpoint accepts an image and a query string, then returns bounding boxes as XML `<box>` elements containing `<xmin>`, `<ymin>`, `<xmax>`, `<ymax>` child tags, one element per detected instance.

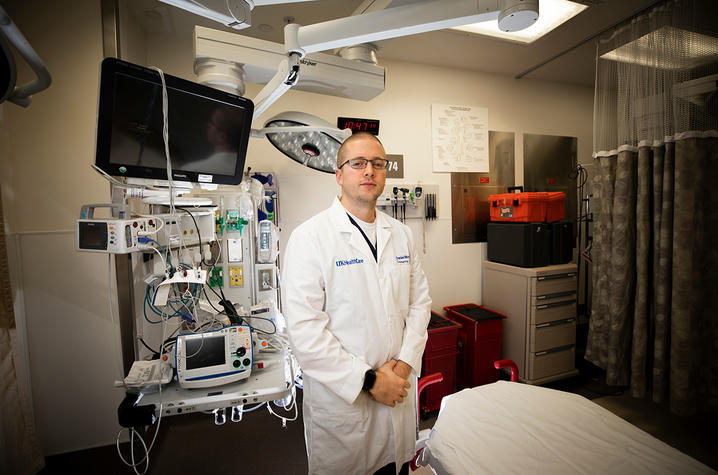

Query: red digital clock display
<box><xmin>337</xmin><ymin>117</ymin><xmax>380</xmax><ymax>135</ymax></box>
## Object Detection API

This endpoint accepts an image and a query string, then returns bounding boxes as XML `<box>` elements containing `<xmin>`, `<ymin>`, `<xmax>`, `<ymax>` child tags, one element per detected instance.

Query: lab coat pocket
<box><xmin>388</xmin><ymin>264</ymin><xmax>411</xmax><ymax>313</ymax></box>
<box><xmin>307</xmin><ymin>387</ymin><xmax>369</xmax><ymax>473</ymax></box>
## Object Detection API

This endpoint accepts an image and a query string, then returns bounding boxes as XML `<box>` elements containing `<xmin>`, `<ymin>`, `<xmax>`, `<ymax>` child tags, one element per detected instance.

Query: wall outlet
<box><xmin>258</xmin><ymin>268</ymin><xmax>273</xmax><ymax>290</ymax></box>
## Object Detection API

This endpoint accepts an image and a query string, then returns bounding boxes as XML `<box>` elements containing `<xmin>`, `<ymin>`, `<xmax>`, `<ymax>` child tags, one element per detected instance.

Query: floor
<box><xmin>40</xmin><ymin>365</ymin><xmax>717</xmax><ymax>474</ymax></box>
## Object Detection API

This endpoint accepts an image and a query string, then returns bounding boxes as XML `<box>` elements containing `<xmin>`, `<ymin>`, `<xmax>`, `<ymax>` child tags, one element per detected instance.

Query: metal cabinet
<box><xmin>482</xmin><ymin>260</ymin><xmax>579</xmax><ymax>384</ymax></box>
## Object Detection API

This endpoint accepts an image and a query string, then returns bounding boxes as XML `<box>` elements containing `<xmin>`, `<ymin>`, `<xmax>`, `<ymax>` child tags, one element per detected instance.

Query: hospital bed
<box><xmin>413</xmin><ymin>361</ymin><xmax>715</xmax><ymax>474</ymax></box>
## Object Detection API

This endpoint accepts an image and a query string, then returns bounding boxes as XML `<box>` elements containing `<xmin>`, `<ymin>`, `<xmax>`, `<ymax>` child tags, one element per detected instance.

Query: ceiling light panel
<box><xmin>600</xmin><ymin>26</ymin><xmax>718</xmax><ymax>69</ymax></box>
<box><xmin>451</xmin><ymin>0</ymin><xmax>587</xmax><ymax>44</ymax></box>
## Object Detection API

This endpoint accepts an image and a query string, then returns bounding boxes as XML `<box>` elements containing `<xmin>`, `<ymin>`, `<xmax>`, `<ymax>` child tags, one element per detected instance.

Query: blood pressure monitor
<box><xmin>175</xmin><ymin>325</ymin><xmax>253</xmax><ymax>389</ymax></box>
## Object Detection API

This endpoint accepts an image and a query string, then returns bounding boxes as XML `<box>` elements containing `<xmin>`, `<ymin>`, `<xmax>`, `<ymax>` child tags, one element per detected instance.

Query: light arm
<box><xmin>297</xmin><ymin>0</ymin><xmax>501</xmax><ymax>54</ymax></box>
<box><xmin>251</xmin><ymin>55</ymin><xmax>298</xmax><ymax>122</ymax></box>
<box><xmin>0</xmin><ymin>5</ymin><xmax>51</xmax><ymax>107</ymax></box>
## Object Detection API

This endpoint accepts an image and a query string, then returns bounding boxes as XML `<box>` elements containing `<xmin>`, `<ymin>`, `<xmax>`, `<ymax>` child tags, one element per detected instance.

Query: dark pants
<box><xmin>374</xmin><ymin>461</ymin><xmax>409</xmax><ymax>475</ymax></box>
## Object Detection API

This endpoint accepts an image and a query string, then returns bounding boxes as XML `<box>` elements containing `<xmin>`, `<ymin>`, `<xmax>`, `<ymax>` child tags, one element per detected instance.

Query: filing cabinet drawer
<box><xmin>532</xmin><ymin>273</ymin><xmax>576</xmax><ymax>297</ymax></box>
<box><xmin>531</xmin><ymin>300</ymin><xmax>576</xmax><ymax>324</ymax></box>
<box><xmin>529</xmin><ymin>346</ymin><xmax>575</xmax><ymax>380</ymax></box>
<box><xmin>533</xmin><ymin>289</ymin><xmax>577</xmax><ymax>306</ymax></box>
<box><xmin>530</xmin><ymin>318</ymin><xmax>576</xmax><ymax>352</ymax></box>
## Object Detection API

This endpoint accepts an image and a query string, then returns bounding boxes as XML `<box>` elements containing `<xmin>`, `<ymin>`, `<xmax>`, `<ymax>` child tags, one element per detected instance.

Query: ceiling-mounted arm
<box><xmin>0</xmin><ymin>5</ymin><xmax>51</xmax><ymax>107</ymax></box>
<box><xmin>297</xmin><ymin>0</ymin><xmax>503</xmax><ymax>54</ymax></box>
<box><xmin>251</xmin><ymin>50</ymin><xmax>301</xmax><ymax>121</ymax></box>
<box><xmin>250</xmin><ymin>1</ymin><xmax>504</xmax><ymax>120</ymax></box>
<box><xmin>193</xmin><ymin>0</ymin><xmax>537</xmax><ymax>122</ymax></box>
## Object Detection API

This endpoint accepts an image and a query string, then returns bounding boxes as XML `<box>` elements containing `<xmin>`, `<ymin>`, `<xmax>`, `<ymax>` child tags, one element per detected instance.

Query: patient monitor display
<box><xmin>175</xmin><ymin>325</ymin><xmax>254</xmax><ymax>389</ymax></box>
<box><xmin>95</xmin><ymin>58</ymin><xmax>253</xmax><ymax>185</ymax></box>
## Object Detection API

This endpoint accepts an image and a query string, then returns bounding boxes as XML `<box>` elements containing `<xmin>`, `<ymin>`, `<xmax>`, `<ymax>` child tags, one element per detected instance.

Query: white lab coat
<box><xmin>282</xmin><ymin>197</ymin><xmax>432</xmax><ymax>474</ymax></box>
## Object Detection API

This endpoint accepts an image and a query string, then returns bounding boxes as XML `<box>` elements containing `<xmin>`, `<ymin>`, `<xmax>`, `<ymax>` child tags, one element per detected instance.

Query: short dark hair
<box><xmin>336</xmin><ymin>132</ymin><xmax>385</xmax><ymax>169</ymax></box>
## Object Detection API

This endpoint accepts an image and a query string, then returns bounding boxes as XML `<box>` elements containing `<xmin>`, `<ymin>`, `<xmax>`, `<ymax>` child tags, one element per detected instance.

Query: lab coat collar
<box><xmin>330</xmin><ymin>197</ymin><xmax>392</xmax><ymax>262</ymax></box>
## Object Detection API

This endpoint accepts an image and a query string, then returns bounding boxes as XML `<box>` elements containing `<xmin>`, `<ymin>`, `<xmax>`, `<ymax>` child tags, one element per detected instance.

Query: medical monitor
<box><xmin>95</xmin><ymin>58</ymin><xmax>253</xmax><ymax>185</ymax></box>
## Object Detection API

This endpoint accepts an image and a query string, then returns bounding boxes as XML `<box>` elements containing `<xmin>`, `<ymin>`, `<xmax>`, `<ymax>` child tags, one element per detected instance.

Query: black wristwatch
<box><xmin>362</xmin><ymin>369</ymin><xmax>376</xmax><ymax>391</ymax></box>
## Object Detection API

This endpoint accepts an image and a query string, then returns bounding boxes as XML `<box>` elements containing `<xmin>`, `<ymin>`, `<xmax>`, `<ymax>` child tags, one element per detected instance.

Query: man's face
<box><xmin>335</xmin><ymin>137</ymin><xmax>387</xmax><ymax>206</ymax></box>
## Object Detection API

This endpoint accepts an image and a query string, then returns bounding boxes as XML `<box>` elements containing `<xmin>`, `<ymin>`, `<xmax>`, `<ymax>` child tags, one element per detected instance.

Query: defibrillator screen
<box><xmin>185</xmin><ymin>335</ymin><xmax>225</xmax><ymax>370</ymax></box>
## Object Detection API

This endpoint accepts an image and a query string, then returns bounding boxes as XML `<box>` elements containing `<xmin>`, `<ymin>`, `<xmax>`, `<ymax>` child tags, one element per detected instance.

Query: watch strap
<box><xmin>362</xmin><ymin>369</ymin><xmax>376</xmax><ymax>391</ymax></box>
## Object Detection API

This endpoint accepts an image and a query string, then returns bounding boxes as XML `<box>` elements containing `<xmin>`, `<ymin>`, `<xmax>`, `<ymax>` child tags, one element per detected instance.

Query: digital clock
<box><xmin>337</xmin><ymin>117</ymin><xmax>380</xmax><ymax>135</ymax></box>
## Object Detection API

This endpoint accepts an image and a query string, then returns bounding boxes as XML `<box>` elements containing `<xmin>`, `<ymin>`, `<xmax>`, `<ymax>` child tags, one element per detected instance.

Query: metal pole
<box><xmin>102</xmin><ymin>0</ymin><xmax>136</xmax><ymax>374</ymax></box>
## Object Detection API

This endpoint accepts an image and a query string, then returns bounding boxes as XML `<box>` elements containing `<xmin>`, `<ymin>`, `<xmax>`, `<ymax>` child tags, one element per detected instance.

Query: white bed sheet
<box><xmin>423</xmin><ymin>381</ymin><xmax>715</xmax><ymax>474</ymax></box>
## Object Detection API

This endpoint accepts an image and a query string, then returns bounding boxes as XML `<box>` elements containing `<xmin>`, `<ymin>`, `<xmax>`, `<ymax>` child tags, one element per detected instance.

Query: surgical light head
<box><xmin>263</xmin><ymin>111</ymin><xmax>350</xmax><ymax>174</ymax></box>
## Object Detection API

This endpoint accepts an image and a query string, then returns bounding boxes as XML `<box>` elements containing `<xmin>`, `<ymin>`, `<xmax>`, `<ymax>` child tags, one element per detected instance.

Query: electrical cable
<box><xmin>107</xmin><ymin>255</ymin><xmax>129</xmax><ymax>391</ymax></box>
<box><xmin>175</xmin><ymin>207</ymin><xmax>228</xmax><ymax>320</ymax></box>
<box><xmin>150</xmin><ymin>65</ymin><xmax>187</xmax><ymax>267</ymax></box>
<box><xmin>137</xmin><ymin>338</ymin><xmax>160</xmax><ymax>357</ymax></box>
<box><xmin>116</xmin><ymin>260</ymin><xmax>171</xmax><ymax>474</ymax></box>
<box><xmin>136</xmin><ymin>214</ymin><xmax>165</xmax><ymax>236</ymax></box>
<box><xmin>140</xmin><ymin>237</ymin><xmax>172</xmax><ymax>273</ymax></box>
<box><xmin>203</xmin><ymin>288</ymin><xmax>222</xmax><ymax>312</ymax></box>
<box><xmin>246</xmin><ymin>315</ymin><xmax>277</xmax><ymax>335</ymax></box>
<box><xmin>175</xmin><ymin>207</ymin><xmax>203</xmax><ymax>251</ymax></box>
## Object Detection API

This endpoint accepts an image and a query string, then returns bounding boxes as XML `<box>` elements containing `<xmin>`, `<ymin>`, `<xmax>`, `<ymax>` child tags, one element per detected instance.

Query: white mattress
<box><xmin>423</xmin><ymin>381</ymin><xmax>714</xmax><ymax>474</ymax></box>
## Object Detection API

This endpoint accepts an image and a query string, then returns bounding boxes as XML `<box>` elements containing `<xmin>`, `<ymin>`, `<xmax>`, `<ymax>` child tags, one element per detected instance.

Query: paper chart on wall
<box><xmin>432</xmin><ymin>104</ymin><xmax>489</xmax><ymax>172</ymax></box>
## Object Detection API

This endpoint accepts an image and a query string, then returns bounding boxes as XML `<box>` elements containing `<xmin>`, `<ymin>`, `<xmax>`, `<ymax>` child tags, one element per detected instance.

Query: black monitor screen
<box><xmin>185</xmin><ymin>335</ymin><xmax>226</xmax><ymax>370</ymax></box>
<box><xmin>95</xmin><ymin>58</ymin><xmax>254</xmax><ymax>185</ymax></box>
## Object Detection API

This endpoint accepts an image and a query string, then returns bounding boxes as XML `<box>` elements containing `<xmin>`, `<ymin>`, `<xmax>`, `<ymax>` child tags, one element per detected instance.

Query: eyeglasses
<box><xmin>338</xmin><ymin>158</ymin><xmax>389</xmax><ymax>170</ymax></box>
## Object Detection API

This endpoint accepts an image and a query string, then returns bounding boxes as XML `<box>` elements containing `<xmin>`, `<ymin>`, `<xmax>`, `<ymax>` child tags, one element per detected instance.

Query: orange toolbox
<box><xmin>488</xmin><ymin>187</ymin><xmax>565</xmax><ymax>223</ymax></box>
<box><xmin>545</xmin><ymin>191</ymin><xmax>567</xmax><ymax>222</ymax></box>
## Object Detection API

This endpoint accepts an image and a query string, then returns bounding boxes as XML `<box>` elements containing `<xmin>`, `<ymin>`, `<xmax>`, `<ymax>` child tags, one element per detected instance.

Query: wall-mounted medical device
<box><xmin>175</xmin><ymin>325</ymin><xmax>253</xmax><ymax>389</ymax></box>
<box><xmin>377</xmin><ymin>184</ymin><xmax>439</xmax><ymax>222</ymax></box>
<box><xmin>151</xmin><ymin>209</ymin><xmax>216</xmax><ymax>249</ymax></box>
<box><xmin>76</xmin><ymin>204</ymin><xmax>155</xmax><ymax>253</ymax></box>
<box><xmin>94</xmin><ymin>58</ymin><xmax>254</xmax><ymax>186</ymax></box>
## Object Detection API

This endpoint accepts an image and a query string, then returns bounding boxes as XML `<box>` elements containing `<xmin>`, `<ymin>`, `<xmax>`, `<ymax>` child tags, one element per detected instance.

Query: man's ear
<box><xmin>335</xmin><ymin>168</ymin><xmax>343</xmax><ymax>186</ymax></box>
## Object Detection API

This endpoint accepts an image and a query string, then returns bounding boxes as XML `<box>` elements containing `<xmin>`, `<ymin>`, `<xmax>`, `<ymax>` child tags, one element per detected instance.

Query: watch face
<box><xmin>337</xmin><ymin>117</ymin><xmax>380</xmax><ymax>135</ymax></box>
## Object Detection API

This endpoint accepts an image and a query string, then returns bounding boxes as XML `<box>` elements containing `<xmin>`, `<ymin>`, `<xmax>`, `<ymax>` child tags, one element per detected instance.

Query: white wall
<box><xmin>0</xmin><ymin>0</ymin><xmax>125</xmax><ymax>456</ymax></box>
<box><xmin>0</xmin><ymin>2</ymin><xmax>593</xmax><ymax>455</ymax></box>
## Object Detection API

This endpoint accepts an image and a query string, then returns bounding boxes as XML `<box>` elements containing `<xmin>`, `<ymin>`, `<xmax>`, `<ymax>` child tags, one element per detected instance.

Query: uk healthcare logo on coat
<box><xmin>335</xmin><ymin>257</ymin><xmax>364</xmax><ymax>267</ymax></box>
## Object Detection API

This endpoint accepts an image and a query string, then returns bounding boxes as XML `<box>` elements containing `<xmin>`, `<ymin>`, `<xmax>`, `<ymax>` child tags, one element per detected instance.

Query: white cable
<box><xmin>140</xmin><ymin>245</ymin><xmax>170</xmax><ymax>275</ymax></box>
<box><xmin>107</xmin><ymin>255</ymin><xmax>129</xmax><ymax>391</ymax></box>
<box><xmin>116</xmin><ymin>283</ymin><xmax>168</xmax><ymax>475</ymax></box>
<box><xmin>91</xmin><ymin>164</ymin><xmax>133</xmax><ymax>188</ymax></box>
<box><xmin>150</xmin><ymin>66</ymin><xmax>185</xmax><ymax>261</ymax></box>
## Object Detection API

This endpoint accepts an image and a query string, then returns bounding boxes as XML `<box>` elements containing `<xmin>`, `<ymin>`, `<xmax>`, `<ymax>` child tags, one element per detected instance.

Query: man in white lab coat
<box><xmin>282</xmin><ymin>132</ymin><xmax>432</xmax><ymax>474</ymax></box>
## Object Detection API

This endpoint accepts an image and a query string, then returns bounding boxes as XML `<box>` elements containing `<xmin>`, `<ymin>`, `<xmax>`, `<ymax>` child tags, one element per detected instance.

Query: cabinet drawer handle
<box><xmin>537</xmin><ymin>272</ymin><xmax>576</xmax><ymax>281</ymax></box>
<box><xmin>536</xmin><ymin>323</ymin><xmax>551</xmax><ymax>328</ymax></box>
<box><xmin>537</xmin><ymin>290</ymin><xmax>577</xmax><ymax>300</ymax></box>
<box><xmin>536</xmin><ymin>300</ymin><xmax>575</xmax><ymax>311</ymax></box>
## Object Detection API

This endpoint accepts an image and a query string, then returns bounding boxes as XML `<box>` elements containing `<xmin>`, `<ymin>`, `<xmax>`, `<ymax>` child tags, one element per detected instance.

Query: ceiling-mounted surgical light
<box><xmin>498</xmin><ymin>0</ymin><xmax>539</xmax><ymax>32</ymax></box>
<box><xmin>260</xmin><ymin>111</ymin><xmax>351</xmax><ymax>173</ymax></box>
<box><xmin>452</xmin><ymin>0</ymin><xmax>585</xmax><ymax>44</ymax></box>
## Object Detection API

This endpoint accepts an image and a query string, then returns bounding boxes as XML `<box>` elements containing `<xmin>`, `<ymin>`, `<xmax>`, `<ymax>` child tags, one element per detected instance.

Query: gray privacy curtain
<box><xmin>587</xmin><ymin>139</ymin><xmax>718</xmax><ymax>415</ymax></box>
<box><xmin>586</xmin><ymin>0</ymin><xmax>718</xmax><ymax>415</ymax></box>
